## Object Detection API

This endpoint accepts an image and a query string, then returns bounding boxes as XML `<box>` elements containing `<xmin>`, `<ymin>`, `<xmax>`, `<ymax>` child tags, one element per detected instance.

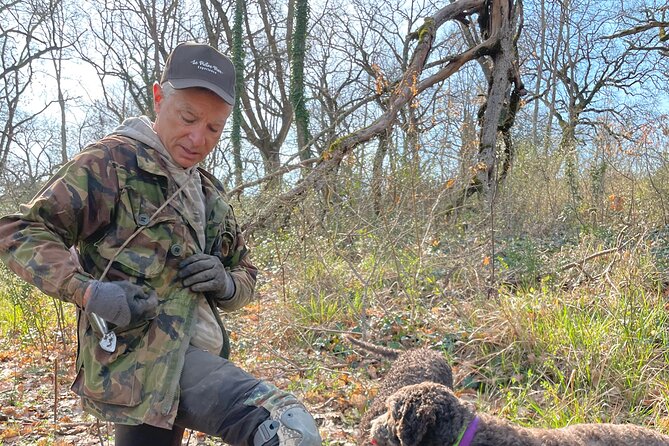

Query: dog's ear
<box><xmin>369</xmin><ymin>413</ymin><xmax>399</xmax><ymax>446</ymax></box>
<box><xmin>387</xmin><ymin>387</ymin><xmax>436</xmax><ymax>446</ymax></box>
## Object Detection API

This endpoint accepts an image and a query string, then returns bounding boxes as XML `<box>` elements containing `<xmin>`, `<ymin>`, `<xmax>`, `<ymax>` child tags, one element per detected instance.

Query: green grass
<box><xmin>472</xmin><ymin>282</ymin><xmax>669</xmax><ymax>429</ymax></box>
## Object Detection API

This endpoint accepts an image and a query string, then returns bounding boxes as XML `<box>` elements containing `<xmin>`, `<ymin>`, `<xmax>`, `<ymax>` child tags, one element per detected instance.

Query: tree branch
<box><xmin>243</xmin><ymin>0</ymin><xmax>498</xmax><ymax>234</ymax></box>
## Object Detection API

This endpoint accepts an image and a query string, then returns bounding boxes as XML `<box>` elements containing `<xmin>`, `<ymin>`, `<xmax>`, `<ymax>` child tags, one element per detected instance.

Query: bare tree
<box><xmin>0</xmin><ymin>115</ymin><xmax>62</xmax><ymax>205</ymax></box>
<box><xmin>299</xmin><ymin>0</ymin><xmax>479</xmax><ymax>215</ymax></box>
<box><xmin>519</xmin><ymin>1</ymin><xmax>665</xmax><ymax>208</ymax></box>
<box><xmin>207</xmin><ymin>0</ymin><xmax>294</xmax><ymax>189</ymax></box>
<box><xmin>78</xmin><ymin>0</ymin><xmax>190</xmax><ymax>122</ymax></box>
<box><xmin>0</xmin><ymin>0</ymin><xmax>61</xmax><ymax>177</ymax></box>
<box><xmin>44</xmin><ymin>0</ymin><xmax>82</xmax><ymax>164</ymax></box>
<box><xmin>245</xmin><ymin>0</ymin><xmax>524</xmax><ymax>234</ymax></box>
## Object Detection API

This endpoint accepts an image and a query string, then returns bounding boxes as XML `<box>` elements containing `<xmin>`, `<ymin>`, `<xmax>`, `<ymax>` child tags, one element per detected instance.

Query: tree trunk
<box><xmin>559</xmin><ymin>117</ymin><xmax>581</xmax><ymax>206</ymax></box>
<box><xmin>231</xmin><ymin>0</ymin><xmax>245</xmax><ymax>188</ymax></box>
<box><xmin>531</xmin><ymin>0</ymin><xmax>546</xmax><ymax>146</ymax></box>
<box><xmin>261</xmin><ymin>147</ymin><xmax>282</xmax><ymax>191</ymax></box>
<box><xmin>371</xmin><ymin>130</ymin><xmax>391</xmax><ymax>216</ymax></box>
<box><xmin>290</xmin><ymin>0</ymin><xmax>312</xmax><ymax>163</ymax></box>
<box><xmin>454</xmin><ymin>0</ymin><xmax>524</xmax><ymax>207</ymax></box>
<box><xmin>475</xmin><ymin>0</ymin><xmax>522</xmax><ymax>193</ymax></box>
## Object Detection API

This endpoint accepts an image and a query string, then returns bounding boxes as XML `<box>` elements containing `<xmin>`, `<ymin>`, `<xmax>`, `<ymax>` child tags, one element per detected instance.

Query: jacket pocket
<box><xmin>72</xmin><ymin>321</ymin><xmax>149</xmax><ymax>407</ymax></box>
<box><xmin>95</xmin><ymin>184</ymin><xmax>179</xmax><ymax>278</ymax></box>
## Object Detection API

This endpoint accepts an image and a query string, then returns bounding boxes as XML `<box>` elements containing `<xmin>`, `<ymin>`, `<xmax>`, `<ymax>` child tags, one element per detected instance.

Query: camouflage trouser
<box><xmin>115</xmin><ymin>345</ymin><xmax>298</xmax><ymax>446</ymax></box>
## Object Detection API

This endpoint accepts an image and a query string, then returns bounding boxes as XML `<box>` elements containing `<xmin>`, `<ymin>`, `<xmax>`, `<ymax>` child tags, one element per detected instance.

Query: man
<box><xmin>0</xmin><ymin>42</ymin><xmax>321</xmax><ymax>446</ymax></box>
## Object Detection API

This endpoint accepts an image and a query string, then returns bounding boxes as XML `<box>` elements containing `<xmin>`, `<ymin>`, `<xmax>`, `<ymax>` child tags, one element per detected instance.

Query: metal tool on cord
<box><xmin>69</xmin><ymin>246</ymin><xmax>117</xmax><ymax>353</ymax></box>
<box><xmin>89</xmin><ymin>313</ymin><xmax>117</xmax><ymax>352</ymax></box>
<box><xmin>77</xmin><ymin>180</ymin><xmax>188</xmax><ymax>353</ymax></box>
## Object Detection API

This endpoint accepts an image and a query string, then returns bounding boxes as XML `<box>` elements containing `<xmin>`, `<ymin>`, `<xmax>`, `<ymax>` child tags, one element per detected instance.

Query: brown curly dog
<box><xmin>346</xmin><ymin>336</ymin><xmax>454</xmax><ymax>445</ymax></box>
<box><xmin>370</xmin><ymin>382</ymin><xmax>669</xmax><ymax>446</ymax></box>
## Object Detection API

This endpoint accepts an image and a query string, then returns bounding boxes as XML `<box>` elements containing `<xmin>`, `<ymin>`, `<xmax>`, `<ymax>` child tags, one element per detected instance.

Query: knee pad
<box><xmin>252</xmin><ymin>403</ymin><xmax>322</xmax><ymax>446</ymax></box>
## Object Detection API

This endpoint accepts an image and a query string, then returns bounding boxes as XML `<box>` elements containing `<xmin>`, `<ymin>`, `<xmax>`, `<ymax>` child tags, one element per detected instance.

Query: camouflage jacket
<box><xmin>0</xmin><ymin>135</ymin><xmax>257</xmax><ymax>428</ymax></box>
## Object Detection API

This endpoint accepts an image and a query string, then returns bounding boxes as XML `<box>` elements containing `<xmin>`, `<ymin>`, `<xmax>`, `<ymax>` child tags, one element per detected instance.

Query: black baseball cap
<box><xmin>161</xmin><ymin>42</ymin><xmax>235</xmax><ymax>105</ymax></box>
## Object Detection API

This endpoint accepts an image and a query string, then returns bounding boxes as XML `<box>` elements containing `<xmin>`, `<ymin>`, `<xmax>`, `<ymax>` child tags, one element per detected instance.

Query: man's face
<box><xmin>152</xmin><ymin>83</ymin><xmax>232</xmax><ymax>168</ymax></box>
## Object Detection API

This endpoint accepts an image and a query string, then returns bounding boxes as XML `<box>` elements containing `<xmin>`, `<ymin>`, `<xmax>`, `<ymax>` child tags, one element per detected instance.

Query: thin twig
<box><xmin>53</xmin><ymin>357</ymin><xmax>58</xmax><ymax>424</ymax></box>
<box><xmin>95</xmin><ymin>419</ymin><xmax>106</xmax><ymax>446</ymax></box>
<box><xmin>558</xmin><ymin>247</ymin><xmax>620</xmax><ymax>272</ymax></box>
<box><xmin>288</xmin><ymin>324</ymin><xmax>363</xmax><ymax>335</ymax></box>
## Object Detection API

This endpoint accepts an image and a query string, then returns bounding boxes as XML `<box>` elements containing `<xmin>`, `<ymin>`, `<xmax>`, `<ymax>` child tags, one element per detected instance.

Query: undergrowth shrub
<box><xmin>0</xmin><ymin>264</ymin><xmax>75</xmax><ymax>349</ymax></box>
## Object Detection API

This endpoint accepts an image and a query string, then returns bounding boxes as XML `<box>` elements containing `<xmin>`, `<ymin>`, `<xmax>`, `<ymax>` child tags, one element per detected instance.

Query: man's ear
<box><xmin>152</xmin><ymin>82</ymin><xmax>163</xmax><ymax>113</ymax></box>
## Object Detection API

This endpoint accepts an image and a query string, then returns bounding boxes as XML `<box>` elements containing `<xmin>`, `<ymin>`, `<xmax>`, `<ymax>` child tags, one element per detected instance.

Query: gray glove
<box><xmin>84</xmin><ymin>280</ymin><xmax>159</xmax><ymax>329</ymax></box>
<box><xmin>178</xmin><ymin>253</ymin><xmax>235</xmax><ymax>300</ymax></box>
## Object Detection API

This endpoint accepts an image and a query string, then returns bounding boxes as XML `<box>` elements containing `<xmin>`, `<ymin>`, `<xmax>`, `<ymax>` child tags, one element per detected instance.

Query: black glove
<box><xmin>178</xmin><ymin>253</ymin><xmax>235</xmax><ymax>300</ymax></box>
<box><xmin>84</xmin><ymin>280</ymin><xmax>159</xmax><ymax>328</ymax></box>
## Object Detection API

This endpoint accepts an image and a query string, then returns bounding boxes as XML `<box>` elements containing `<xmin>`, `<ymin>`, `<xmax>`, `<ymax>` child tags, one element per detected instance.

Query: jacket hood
<box><xmin>112</xmin><ymin>116</ymin><xmax>164</xmax><ymax>151</ymax></box>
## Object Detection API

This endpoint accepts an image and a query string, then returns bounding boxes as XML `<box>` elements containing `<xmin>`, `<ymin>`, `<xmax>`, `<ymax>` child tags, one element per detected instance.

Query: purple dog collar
<box><xmin>454</xmin><ymin>415</ymin><xmax>480</xmax><ymax>446</ymax></box>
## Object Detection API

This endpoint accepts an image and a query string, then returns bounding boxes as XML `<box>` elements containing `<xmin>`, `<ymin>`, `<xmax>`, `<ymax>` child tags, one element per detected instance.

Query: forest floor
<box><xmin>4</xmin><ymin>255</ymin><xmax>669</xmax><ymax>445</ymax></box>
<box><xmin>0</xmin><ymin>280</ymin><xmax>424</xmax><ymax>446</ymax></box>
<box><xmin>0</xmin><ymin>328</ymin><xmax>363</xmax><ymax>446</ymax></box>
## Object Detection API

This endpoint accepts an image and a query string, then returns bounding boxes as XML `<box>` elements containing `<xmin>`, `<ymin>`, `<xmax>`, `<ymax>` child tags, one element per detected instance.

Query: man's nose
<box><xmin>189</xmin><ymin>126</ymin><xmax>206</xmax><ymax>148</ymax></box>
